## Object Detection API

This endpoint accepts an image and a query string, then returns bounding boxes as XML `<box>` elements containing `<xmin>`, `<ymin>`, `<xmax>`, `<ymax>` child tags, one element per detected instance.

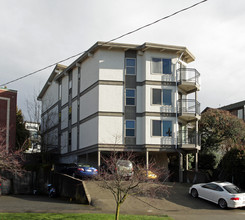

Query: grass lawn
<box><xmin>0</xmin><ymin>213</ymin><xmax>174</xmax><ymax>220</ymax></box>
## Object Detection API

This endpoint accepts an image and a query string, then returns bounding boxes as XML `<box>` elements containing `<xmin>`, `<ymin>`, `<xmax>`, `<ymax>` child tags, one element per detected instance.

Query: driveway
<box><xmin>0</xmin><ymin>182</ymin><xmax>245</xmax><ymax>220</ymax></box>
<box><xmin>85</xmin><ymin>181</ymin><xmax>245</xmax><ymax>220</ymax></box>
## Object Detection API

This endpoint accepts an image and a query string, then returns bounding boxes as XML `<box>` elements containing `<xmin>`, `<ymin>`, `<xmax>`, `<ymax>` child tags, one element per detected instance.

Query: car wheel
<box><xmin>218</xmin><ymin>199</ymin><xmax>227</xmax><ymax>209</ymax></box>
<box><xmin>191</xmin><ymin>188</ymin><xmax>198</xmax><ymax>198</ymax></box>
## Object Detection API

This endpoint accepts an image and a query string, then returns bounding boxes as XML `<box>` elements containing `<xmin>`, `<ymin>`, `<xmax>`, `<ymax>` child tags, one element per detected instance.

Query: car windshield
<box><xmin>223</xmin><ymin>184</ymin><xmax>244</xmax><ymax>194</ymax></box>
<box><xmin>78</xmin><ymin>164</ymin><xmax>91</xmax><ymax>167</ymax></box>
<box><xmin>117</xmin><ymin>160</ymin><xmax>132</xmax><ymax>168</ymax></box>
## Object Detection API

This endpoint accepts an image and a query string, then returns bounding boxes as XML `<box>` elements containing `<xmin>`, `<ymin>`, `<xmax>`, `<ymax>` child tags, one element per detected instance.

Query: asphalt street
<box><xmin>0</xmin><ymin>182</ymin><xmax>245</xmax><ymax>220</ymax></box>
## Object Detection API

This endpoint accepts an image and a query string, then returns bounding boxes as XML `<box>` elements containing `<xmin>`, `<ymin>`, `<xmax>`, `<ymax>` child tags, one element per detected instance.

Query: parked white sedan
<box><xmin>189</xmin><ymin>181</ymin><xmax>245</xmax><ymax>209</ymax></box>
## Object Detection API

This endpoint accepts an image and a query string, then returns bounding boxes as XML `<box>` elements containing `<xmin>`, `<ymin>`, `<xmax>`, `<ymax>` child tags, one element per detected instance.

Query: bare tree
<box><xmin>96</xmin><ymin>151</ymin><xmax>169</xmax><ymax>220</ymax></box>
<box><xmin>25</xmin><ymin>88</ymin><xmax>41</xmax><ymax>123</ymax></box>
<box><xmin>0</xmin><ymin>127</ymin><xmax>25</xmax><ymax>181</ymax></box>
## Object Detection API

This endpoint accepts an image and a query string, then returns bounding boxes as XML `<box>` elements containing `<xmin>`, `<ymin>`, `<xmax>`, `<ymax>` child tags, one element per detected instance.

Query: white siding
<box><xmin>61</xmin><ymin>75</ymin><xmax>68</xmax><ymax>106</ymax></box>
<box><xmin>72</xmin><ymin>127</ymin><xmax>77</xmax><ymax>152</ymax></box>
<box><xmin>136</xmin><ymin>53</ymin><xmax>145</xmax><ymax>82</ymax></box>
<box><xmin>80</xmin><ymin>86</ymin><xmax>98</xmax><ymax>120</ymax></box>
<box><xmin>98</xmin><ymin>50</ymin><xmax>124</xmax><ymax>81</ymax></box>
<box><xmin>79</xmin><ymin>117</ymin><xmax>98</xmax><ymax>149</ymax></box>
<box><xmin>80</xmin><ymin>53</ymin><xmax>99</xmax><ymax>93</ymax></box>
<box><xmin>98</xmin><ymin>116</ymin><xmax>123</xmax><ymax>144</ymax></box>
<box><xmin>42</xmin><ymin>81</ymin><xmax>59</xmax><ymax>113</ymax></box>
<box><xmin>61</xmin><ymin>131</ymin><xmax>68</xmax><ymax>154</ymax></box>
<box><xmin>72</xmin><ymin>100</ymin><xmax>77</xmax><ymax>124</ymax></box>
<box><xmin>49</xmin><ymin>128</ymin><xmax>58</xmax><ymax>149</ymax></box>
<box><xmin>136</xmin><ymin>117</ymin><xmax>145</xmax><ymax>145</ymax></box>
<box><xmin>42</xmin><ymin>106</ymin><xmax>59</xmax><ymax>131</ymax></box>
<box><xmin>136</xmin><ymin>86</ymin><xmax>145</xmax><ymax>113</ymax></box>
<box><xmin>61</xmin><ymin>106</ymin><xmax>68</xmax><ymax>130</ymax></box>
<box><xmin>43</xmin><ymin>128</ymin><xmax>58</xmax><ymax>150</ymax></box>
<box><xmin>72</xmin><ymin>67</ymin><xmax>78</xmax><ymax>98</ymax></box>
<box><xmin>98</xmin><ymin>84</ymin><xmax>123</xmax><ymax>112</ymax></box>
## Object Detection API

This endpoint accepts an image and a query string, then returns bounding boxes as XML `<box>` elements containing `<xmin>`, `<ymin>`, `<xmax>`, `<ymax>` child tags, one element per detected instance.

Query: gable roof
<box><xmin>37</xmin><ymin>64</ymin><xmax>67</xmax><ymax>100</ymax></box>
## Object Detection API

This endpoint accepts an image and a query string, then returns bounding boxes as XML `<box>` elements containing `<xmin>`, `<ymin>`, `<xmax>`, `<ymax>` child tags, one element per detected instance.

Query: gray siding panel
<box><xmin>125</xmin><ymin>137</ymin><xmax>136</xmax><ymax>145</ymax></box>
<box><xmin>125</xmin><ymin>75</ymin><xmax>136</xmax><ymax>88</ymax></box>
<box><xmin>125</xmin><ymin>106</ymin><xmax>136</xmax><ymax>119</ymax></box>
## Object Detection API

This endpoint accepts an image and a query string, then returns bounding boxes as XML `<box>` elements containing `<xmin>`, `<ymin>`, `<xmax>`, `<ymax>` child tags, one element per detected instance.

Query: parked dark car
<box><xmin>74</xmin><ymin>164</ymin><xmax>98</xmax><ymax>178</ymax></box>
<box><xmin>62</xmin><ymin>164</ymin><xmax>98</xmax><ymax>179</ymax></box>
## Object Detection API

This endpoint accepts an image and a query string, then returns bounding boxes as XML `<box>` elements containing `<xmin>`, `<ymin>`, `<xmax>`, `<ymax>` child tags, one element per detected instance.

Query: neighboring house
<box><xmin>0</xmin><ymin>88</ymin><xmax>17</xmax><ymax>151</ymax></box>
<box><xmin>38</xmin><ymin>41</ymin><xmax>201</xmax><ymax>182</ymax></box>
<box><xmin>25</xmin><ymin>122</ymin><xmax>41</xmax><ymax>153</ymax></box>
<box><xmin>220</xmin><ymin>100</ymin><xmax>245</xmax><ymax>121</ymax></box>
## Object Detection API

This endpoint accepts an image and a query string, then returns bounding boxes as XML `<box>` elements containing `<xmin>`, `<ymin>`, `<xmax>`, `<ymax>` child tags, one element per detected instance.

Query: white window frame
<box><xmin>125</xmin><ymin>120</ymin><xmax>136</xmax><ymax>137</ymax></box>
<box><xmin>151</xmin><ymin>88</ymin><xmax>172</xmax><ymax>106</ymax></box>
<box><xmin>125</xmin><ymin>58</ymin><xmax>136</xmax><ymax>75</ymax></box>
<box><xmin>125</xmin><ymin>89</ymin><xmax>136</xmax><ymax>106</ymax></box>
<box><xmin>151</xmin><ymin>57</ymin><xmax>172</xmax><ymax>75</ymax></box>
<box><xmin>151</xmin><ymin>119</ymin><xmax>173</xmax><ymax>137</ymax></box>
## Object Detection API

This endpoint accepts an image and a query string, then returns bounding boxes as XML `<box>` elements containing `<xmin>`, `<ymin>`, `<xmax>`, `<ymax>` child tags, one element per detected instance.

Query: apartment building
<box><xmin>0</xmin><ymin>88</ymin><xmax>17</xmax><ymax>151</ymax></box>
<box><xmin>38</xmin><ymin>41</ymin><xmax>201</xmax><ymax>181</ymax></box>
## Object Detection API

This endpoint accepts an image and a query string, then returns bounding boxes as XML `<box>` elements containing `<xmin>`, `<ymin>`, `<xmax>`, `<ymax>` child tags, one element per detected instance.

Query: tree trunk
<box><xmin>115</xmin><ymin>202</ymin><xmax>120</xmax><ymax>220</ymax></box>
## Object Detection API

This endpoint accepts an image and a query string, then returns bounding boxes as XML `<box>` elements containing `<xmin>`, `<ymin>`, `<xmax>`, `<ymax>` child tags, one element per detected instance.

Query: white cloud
<box><xmin>0</xmin><ymin>0</ymin><xmax>245</xmax><ymax>117</ymax></box>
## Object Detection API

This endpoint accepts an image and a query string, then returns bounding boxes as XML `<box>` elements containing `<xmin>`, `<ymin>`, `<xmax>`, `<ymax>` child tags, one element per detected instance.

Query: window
<box><xmin>152</xmin><ymin>58</ymin><xmax>172</xmax><ymax>74</ymax></box>
<box><xmin>126</xmin><ymin>89</ymin><xmax>135</xmax><ymax>105</ymax></box>
<box><xmin>163</xmin><ymin>121</ymin><xmax>172</xmax><ymax>136</ymax></box>
<box><xmin>152</xmin><ymin>89</ymin><xmax>172</xmax><ymax>105</ymax></box>
<box><xmin>126</xmin><ymin>58</ymin><xmax>136</xmax><ymax>75</ymax></box>
<box><xmin>202</xmin><ymin>183</ymin><xmax>223</xmax><ymax>191</ymax></box>
<box><xmin>152</xmin><ymin>120</ymin><xmax>161</xmax><ymax>136</ymax></box>
<box><xmin>162</xmin><ymin>59</ymin><xmax>172</xmax><ymax>74</ymax></box>
<box><xmin>163</xmin><ymin>89</ymin><xmax>172</xmax><ymax>105</ymax></box>
<box><xmin>126</xmin><ymin>120</ymin><xmax>135</xmax><ymax>137</ymax></box>
<box><xmin>153</xmin><ymin>89</ymin><xmax>161</xmax><ymax>105</ymax></box>
<box><xmin>238</xmin><ymin>109</ymin><xmax>243</xmax><ymax>119</ymax></box>
<box><xmin>152</xmin><ymin>120</ymin><xmax>172</xmax><ymax>137</ymax></box>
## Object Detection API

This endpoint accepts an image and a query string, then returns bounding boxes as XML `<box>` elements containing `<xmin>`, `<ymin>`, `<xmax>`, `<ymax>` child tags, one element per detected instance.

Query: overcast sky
<box><xmin>1</xmin><ymin>0</ymin><xmax>245</xmax><ymax>120</ymax></box>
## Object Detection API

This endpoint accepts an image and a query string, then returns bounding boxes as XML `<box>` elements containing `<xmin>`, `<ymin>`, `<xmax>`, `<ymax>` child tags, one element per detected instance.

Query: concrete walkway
<box><xmin>0</xmin><ymin>195</ymin><xmax>97</xmax><ymax>213</ymax></box>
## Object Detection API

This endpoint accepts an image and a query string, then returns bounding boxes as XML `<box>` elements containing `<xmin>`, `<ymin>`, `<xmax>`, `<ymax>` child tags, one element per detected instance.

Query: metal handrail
<box><xmin>177</xmin><ymin>99</ymin><xmax>200</xmax><ymax>114</ymax></box>
<box><xmin>178</xmin><ymin>131</ymin><xmax>201</xmax><ymax>145</ymax></box>
<box><xmin>177</xmin><ymin>68</ymin><xmax>200</xmax><ymax>84</ymax></box>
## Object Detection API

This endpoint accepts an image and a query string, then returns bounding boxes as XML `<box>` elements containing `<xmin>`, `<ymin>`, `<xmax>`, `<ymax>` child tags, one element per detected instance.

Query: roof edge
<box><xmin>37</xmin><ymin>64</ymin><xmax>67</xmax><ymax>100</ymax></box>
<box><xmin>55</xmin><ymin>41</ymin><xmax>196</xmax><ymax>81</ymax></box>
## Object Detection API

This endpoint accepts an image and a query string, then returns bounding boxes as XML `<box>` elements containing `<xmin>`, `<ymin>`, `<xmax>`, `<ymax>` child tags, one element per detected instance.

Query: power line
<box><xmin>0</xmin><ymin>0</ymin><xmax>208</xmax><ymax>87</ymax></box>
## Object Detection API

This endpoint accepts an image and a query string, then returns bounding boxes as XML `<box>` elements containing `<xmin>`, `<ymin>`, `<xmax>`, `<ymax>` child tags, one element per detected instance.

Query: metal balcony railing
<box><xmin>178</xmin><ymin>131</ymin><xmax>201</xmax><ymax>146</ymax></box>
<box><xmin>177</xmin><ymin>68</ymin><xmax>200</xmax><ymax>85</ymax></box>
<box><xmin>178</xmin><ymin>99</ymin><xmax>200</xmax><ymax>115</ymax></box>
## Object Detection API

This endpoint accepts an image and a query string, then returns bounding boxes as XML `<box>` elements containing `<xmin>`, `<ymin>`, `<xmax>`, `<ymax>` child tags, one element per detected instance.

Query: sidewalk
<box><xmin>1</xmin><ymin>182</ymin><xmax>243</xmax><ymax>220</ymax></box>
<box><xmin>0</xmin><ymin>195</ymin><xmax>97</xmax><ymax>213</ymax></box>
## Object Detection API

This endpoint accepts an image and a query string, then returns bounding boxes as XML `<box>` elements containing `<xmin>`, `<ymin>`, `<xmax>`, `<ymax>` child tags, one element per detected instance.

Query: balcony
<box><xmin>178</xmin><ymin>131</ymin><xmax>201</xmax><ymax>150</ymax></box>
<box><xmin>177</xmin><ymin>68</ymin><xmax>200</xmax><ymax>94</ymax></box>
<box><xmin>178</xmin><ymin>99</ymin><xmax>200</xmax><ymax>121</ymax></box>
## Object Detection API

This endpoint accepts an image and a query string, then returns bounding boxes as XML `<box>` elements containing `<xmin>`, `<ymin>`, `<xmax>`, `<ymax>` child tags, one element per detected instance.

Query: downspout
<box><xmin>175</xmin><ymin>52</ymin><xmax>184</xmax><ymax>182</ymax></box>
